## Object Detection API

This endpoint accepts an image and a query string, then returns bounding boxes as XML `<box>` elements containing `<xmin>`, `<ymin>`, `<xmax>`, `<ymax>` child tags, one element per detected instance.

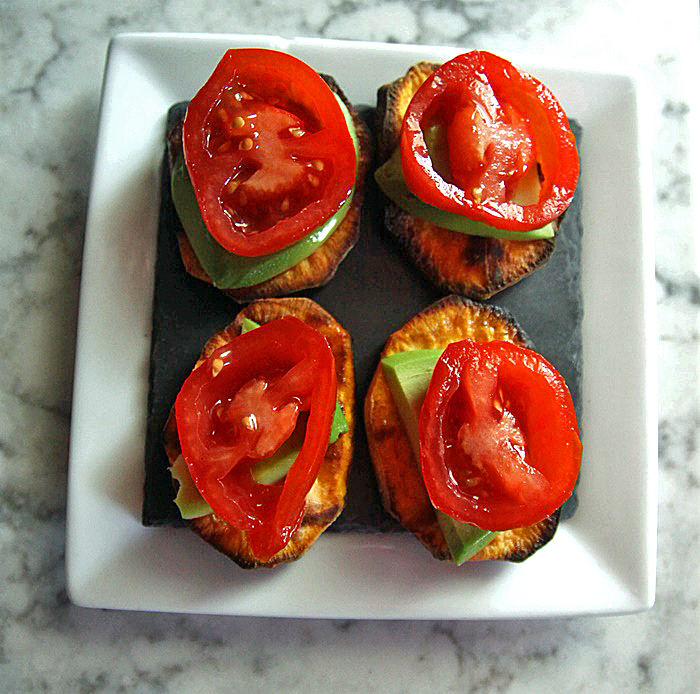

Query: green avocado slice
<box><xmin>374</xmin><ymin>126</ymin><xmax>555</xmax><ymax>242</ymax></box>
<box><xmin>381</xmin><ymin>350</ymin><xmax>442</xmax><ymax>462</ymax></box>
<box><xmin>381</xmin><ymin>350</ymin><xmax>496</xmax><ymax>565</ymax></box>
<box><xmin>249</xmin><ymin>405</ymin><xmax>349</xmax><ymax>485</ymax></box>
<box><xmin>171</xmin><ymin>318</ymin><xmax>349</xmax><ymax>519</ymax></box>
<box><xmin>171</xmin><ymin>97</ymin><xmax>359</xmax><ymax>290</ymax></box>
<box><xmin>170</xmin><ymin>454</ymin><xmax>213</xmax><ymax>520</ymax></box>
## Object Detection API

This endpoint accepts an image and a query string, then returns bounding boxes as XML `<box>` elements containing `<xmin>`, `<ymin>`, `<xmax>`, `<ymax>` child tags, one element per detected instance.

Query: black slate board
<box><xmin>142</xmin><ymin>104</ymin><xmax>583</xmax><ymax>530</ymax></box>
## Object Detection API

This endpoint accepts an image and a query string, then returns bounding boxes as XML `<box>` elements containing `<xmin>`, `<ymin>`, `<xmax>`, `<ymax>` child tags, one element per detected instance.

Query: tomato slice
<box><xmin>419</xmin><ymin>340</ymin><xmax>582</xmax><ymax>531</ymax></box>
<box><xmin>175</xmin><ymin>317</ymin><xmax>337</xmax><ymax>561</ymax></box>
<box><xmin>400</xmin><ymin>51</ymin><xmax>579</xmax><ymax>232</ymax></box>
<box><xmin>183</xmin><ymin>49</ymin><xmax>357</xmax><ymax>257</ymax></box>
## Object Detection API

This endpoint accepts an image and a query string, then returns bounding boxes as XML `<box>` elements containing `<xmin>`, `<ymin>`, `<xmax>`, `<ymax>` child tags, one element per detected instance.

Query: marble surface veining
<box><xmin>1</xmin><ymin>0</ymin><xmax>699</xmax><ymax>692</ymax></box>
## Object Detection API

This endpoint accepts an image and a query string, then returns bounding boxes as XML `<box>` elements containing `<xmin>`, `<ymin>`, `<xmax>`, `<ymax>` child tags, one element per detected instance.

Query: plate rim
<box><xmin>66</xmin><ymin>32</ymin><xmax>657</xmax><ymax>619</ymax></box>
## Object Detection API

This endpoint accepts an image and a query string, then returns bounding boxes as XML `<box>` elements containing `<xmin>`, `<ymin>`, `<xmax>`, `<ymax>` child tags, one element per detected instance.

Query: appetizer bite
<box><xmin>364</xmin><ymin>296</ymin><xmax>582</xmax><ymax>564</ymax></box>
<box><xmin>167</xmin><ymin>49</ymin><xmax>371</xmax><ymax>301</ymax></box>
<box><xmin>163</xmin><ymin>298</ymin><xmax>354</xmax><ymax>568</ymax></box>
<box><xmin>375</xmin><ymin>51</ymin><xmax>580</xmax><ymax>298</ymax></box>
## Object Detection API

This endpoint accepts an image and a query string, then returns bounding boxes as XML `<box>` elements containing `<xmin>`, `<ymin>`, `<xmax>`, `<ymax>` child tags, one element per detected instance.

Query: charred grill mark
<box><xmin>502</xmin><ymin>510</ymin><xmax>560</xmax><ymax>563</ymax></box>
<box><xmin>302</xmin><ymin>504</ymin><xmax>342</xmax><ymax>526</ymax></box>
<box><xmin>300</xmin><ymin>311</ymin><xmax>330</xmax><ymax>331</ymax></box>
<box><xmin>463</xmin><ymin>235</ymin><xmax>487</xmax><ymax>266</ymax></box>
<box><xmin>368</xmin><ymin>420</ymin><xmax>402</xmax><ymax>447</ymax></box>
<box><xmin>484</xmin><ymin>240</ymin><xmax>505</xmax><ymax>288</ymax></box>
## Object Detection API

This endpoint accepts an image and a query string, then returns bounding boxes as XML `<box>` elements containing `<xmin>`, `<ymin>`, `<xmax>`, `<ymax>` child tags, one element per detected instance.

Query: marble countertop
<box><xmin>1</xmin><ymin>1</ymin><xmax>699</xmax><ymax>692</ymax></box>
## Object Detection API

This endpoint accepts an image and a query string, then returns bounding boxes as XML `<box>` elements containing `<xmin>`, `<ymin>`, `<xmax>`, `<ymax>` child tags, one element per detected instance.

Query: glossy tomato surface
<box><xmin>400</xmin><ymin>51</ymin><xmax>579</xmax><ymax>232</ymax></box>
<box><xmin>419</xmin><ymin>340</ymin><xmax>582</xmax><ymax>531</ymax></box>
<box><xmin>183</xmin><ymin>49</ymin><xmax>356</xmax><ymax>257</ymax></box>
<box><xmin>175</xmin><ymin>317</ymin><xmax>337</xmax><ymax>561</ymax></box>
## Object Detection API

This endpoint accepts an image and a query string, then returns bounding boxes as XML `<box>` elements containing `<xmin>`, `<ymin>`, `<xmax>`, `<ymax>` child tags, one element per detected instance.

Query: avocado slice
<box><xmin>375</xmin><ymin>148</ymin><xmax>555</xmax><ymax>242</ymax></box>
<box><xmin>239</xmin><ymin>316</ymin><xmax>264</xmax><ymax>335</ymax></box>
<box><xmin>170</xmin><ymin>454</ymin><xmax>214</xmax><ymax>519</ymax></box>
<box><xmin>435</xmin><ymin>511</ymin><xmax>499</xmax><ymax>565</ymax></box>
<box><xmin>374</xmin><ymin>121</ymin><xmax>555</xmax><ymax>242</ymax></box>
<box><xmin>171</xmin><ymin>97</ymin><xmax>360</xmax><ymax>290</ymax></box>
<box><xmin>381</xmin><ymin>350</ymin><xmax>496</xmax><ymax>564</ymax></box>
<box><xmin>250</xmin><ymin>404</ymin><xmax>348</xmax><ymax>485</ymax></box>
<box><xmin>381</xmin><ymin>350</ymin><xmax>441</xmax><ymax>461</ymax></box>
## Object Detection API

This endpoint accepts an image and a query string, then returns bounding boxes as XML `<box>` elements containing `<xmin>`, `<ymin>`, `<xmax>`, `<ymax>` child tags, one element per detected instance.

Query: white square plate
<box><xmin>66</xmin><ymin>33</ymin><xmax>657</xmax><ymax>619</ymax></box>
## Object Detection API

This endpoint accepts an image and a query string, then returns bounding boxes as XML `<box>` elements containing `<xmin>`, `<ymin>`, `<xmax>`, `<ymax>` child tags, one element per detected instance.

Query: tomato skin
<box><xmin>400</xmin><ymin>51</ymin><xmax>579</xmax><ymax>232</ymax></box>
<box><xmin>175</xmin><ymin>317</ymin><xmax>337</xmax><ymax>561</ymax></box>
<box><xmin>183</xmin><ymin>49</ymin><xmax>356</xmax><ymax>257</ymax></box>
<box><xmin>419</xmin><ymin>340</ymin><xmax>582</xmax><ymax>531</ymax></box>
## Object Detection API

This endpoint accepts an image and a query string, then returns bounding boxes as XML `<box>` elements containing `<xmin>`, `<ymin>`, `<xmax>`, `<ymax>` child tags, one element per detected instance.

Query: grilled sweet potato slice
<box><xmin>163</xmin><ymin>297</ymin><xmax>354</xmax><ymax>568</ymax></box>
<box><xmin>364</xmin><ymin>295</ymin><xmax>559</xmax><ymax>562</ymax></box>
<box><xmin>167</xmin><ymin>75</ymin><xmax>371</xmax><ymax>302</ymax></box>
<box><xmin>376</xmin><ymin>63</ymin><xmax>557</xmax><ymax>299</ymax></box>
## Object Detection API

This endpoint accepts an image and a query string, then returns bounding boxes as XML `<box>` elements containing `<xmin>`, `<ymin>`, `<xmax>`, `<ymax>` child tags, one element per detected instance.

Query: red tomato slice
<box><xmin>419</xmin><ymin>340</ymin><xmax>582</xmax><ymax>531</ymax></box>
<box><xmin>183</xmin><ymin>49</ymin><xmax>357</xmax><ymax>257</ymax></box>
<box><xmin>175</xmin><ymin>317</ymin><xmax>337</xmax><ymax>561</ymax></box>
<box><xmin>400</xmin><ymin>51</ymin><xmax>580</xmax><ymax>232</ymax></box>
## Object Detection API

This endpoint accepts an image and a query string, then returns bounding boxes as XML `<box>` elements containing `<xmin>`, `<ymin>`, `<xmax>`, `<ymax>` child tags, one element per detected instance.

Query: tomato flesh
<box><xmin>400</xmin><ymin>51</ymin><xmax>579</xmax><ymax>232</ymax></box>
<box><xmin>175</xmin><ymin>317</ymin><xmax>337</xmax><ymax>561</ymax></box>
<box><xmin>447</xmin><ymin>102</ymin><xmax>535</xmax><ymax>204</ymax></box>
<box><xmin>184</xmin><ymin>49</ymin><xmax>356</xmax><ymax>257</ymax></box>
<box><xmin>419</xmin><ymin>340</ymin><xmax>582</xmax><ymax>531</ymax></box>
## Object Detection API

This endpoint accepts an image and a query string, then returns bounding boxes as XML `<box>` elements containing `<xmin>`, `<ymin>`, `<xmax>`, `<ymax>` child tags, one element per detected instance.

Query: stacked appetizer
<box><xmin>167</xmin><ymin>48</ymin><xmax>371</xmax><ymax>301</ymax></box>
<box><xmin>375</xmin><ymin>51</ymin><xmax>579</xmax><ymax>298</ymax></box>
<box><xmin>365</xmin><ymin>296</ymin><xmax>582</xmax><ymax>564</ymax></box>
<box><xmin>164</xmin><ymin>298</ymin><xmax>355</xmax><ymax>568</ymax></box>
